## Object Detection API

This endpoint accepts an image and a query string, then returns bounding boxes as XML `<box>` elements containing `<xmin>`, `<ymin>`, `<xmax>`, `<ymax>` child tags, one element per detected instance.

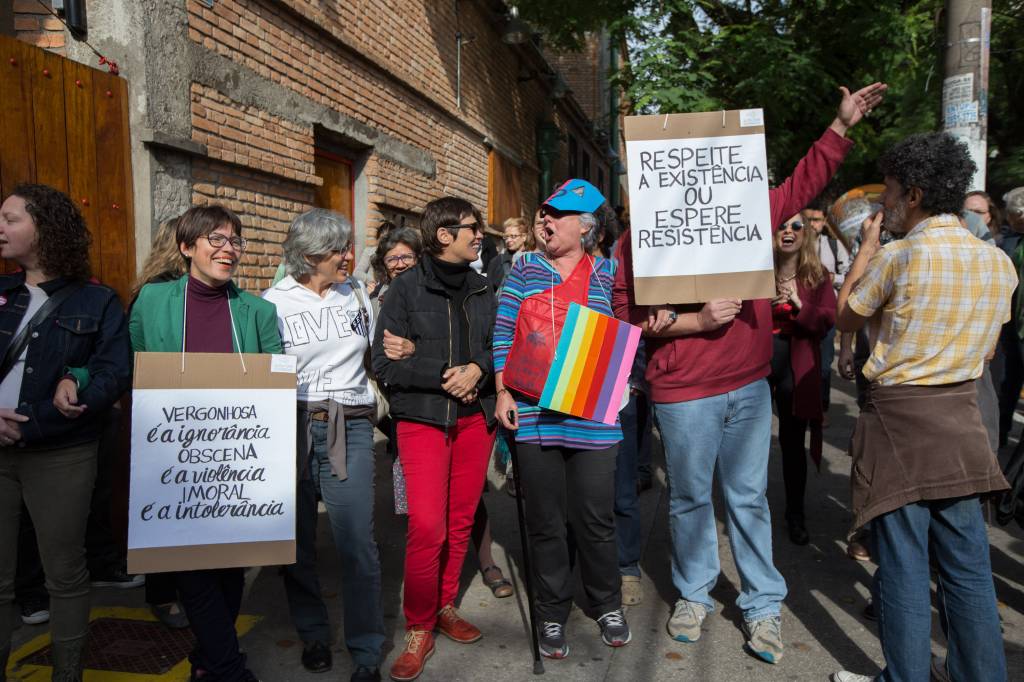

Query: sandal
<box><xmin>481</xmin><ymin>565</ymin><xmax>513</xmax><ymax>598</ymax></box>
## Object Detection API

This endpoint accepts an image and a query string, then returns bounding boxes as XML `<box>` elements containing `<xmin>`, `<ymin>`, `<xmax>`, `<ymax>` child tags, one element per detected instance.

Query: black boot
<box><xmin>51</xmin><ymin>635</ymin><xmax>87</xmax><ymax>682</ymax></box>
<box><xmin>1</xmin><ymin>642</ymin><xmax>10</xmax><ymax>682</ymax></box>
<box><xmin>786</xmin><ymin>514</ymin><xmax>809</xmax><ymax>546</ymax></box>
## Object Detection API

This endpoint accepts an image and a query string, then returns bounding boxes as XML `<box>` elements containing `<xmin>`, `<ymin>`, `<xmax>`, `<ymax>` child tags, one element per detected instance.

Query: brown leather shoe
<box><xmin>437</xmin><ymin>604</ymin><xmax>482</xmax><ymax>643</ymax></box>
<box><xmin>389</xmin><ymin>629</ymin><xmax>434</xmax><ymax>681</ymax></box>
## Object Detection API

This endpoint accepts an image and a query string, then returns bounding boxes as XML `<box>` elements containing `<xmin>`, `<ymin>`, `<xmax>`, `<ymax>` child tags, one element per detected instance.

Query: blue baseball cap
<box><xmin>542</xmin><ymin>179</ymin><xmax>605</xmax><ymax>214</ymax></box>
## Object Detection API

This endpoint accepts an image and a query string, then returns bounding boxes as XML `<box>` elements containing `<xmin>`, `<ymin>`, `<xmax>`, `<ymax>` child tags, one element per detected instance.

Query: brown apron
<box><xmin>849</xmin><ymin>380</ymin><xmax>1008</xmax><ymax>531</ymax></box>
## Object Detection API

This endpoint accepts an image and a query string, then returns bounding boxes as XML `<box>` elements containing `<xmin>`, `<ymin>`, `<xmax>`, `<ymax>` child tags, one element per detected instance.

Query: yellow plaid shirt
<box><xmin>848</xmin><ymin>214</ymin><xmax>1018</xmax><ymax>385</ymax></box>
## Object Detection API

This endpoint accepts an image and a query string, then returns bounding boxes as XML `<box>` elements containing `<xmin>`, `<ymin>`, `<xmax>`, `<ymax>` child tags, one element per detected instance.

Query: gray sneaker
<box><xmin>666</xmin><ymin>599</ymin><xmax>707</xmax><ymax>642</ymax></box>
<box><xmin>830</xmin><ymin>673</ymin><xmax>873</xmax><ymax>682</ymax></box>
<box><xmin>743</xmin><ymin>616</ymin><xmax>783</xmax><ymax>664</ymax></box>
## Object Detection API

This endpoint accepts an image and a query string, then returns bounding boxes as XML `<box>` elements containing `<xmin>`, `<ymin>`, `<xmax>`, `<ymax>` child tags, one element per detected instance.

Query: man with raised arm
<box><xmin>612</xmin><ymin>82</ymin><xmax>886</xmax><ymax>664</ymax></box>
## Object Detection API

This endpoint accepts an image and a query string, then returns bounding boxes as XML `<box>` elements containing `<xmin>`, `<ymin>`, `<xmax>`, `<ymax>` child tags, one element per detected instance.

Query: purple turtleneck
<box><xmin>184</xmin><ymin>275</ymin><xmax>233</xmax><ymax>353</ymax></box>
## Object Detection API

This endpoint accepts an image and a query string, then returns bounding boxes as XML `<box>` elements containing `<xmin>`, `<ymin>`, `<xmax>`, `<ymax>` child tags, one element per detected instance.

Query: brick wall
<box><xmin>13</xmin><ymin>0</ymin><xmax>65</xmax><ymax>51</ymax></box>
<box><xmin>191</xmin><ymin>159</ymin><xmax>315</xmax><ymax>290</ymax></box>
<box><xmin>13</xmin><ymin>0</ymin><xmax>613</xmax><ymax>292</ymax></box>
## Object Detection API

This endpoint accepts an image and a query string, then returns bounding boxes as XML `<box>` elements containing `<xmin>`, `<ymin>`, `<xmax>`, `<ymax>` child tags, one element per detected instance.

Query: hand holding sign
<box><xmin>698</xmin><ymin>299</ymin><xmax>743</xmax><ymax>332</ymax></box>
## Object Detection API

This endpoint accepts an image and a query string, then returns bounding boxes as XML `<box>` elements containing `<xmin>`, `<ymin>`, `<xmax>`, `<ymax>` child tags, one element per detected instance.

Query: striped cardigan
<box><xmin>494</xmin><ymin>252</ymin><xmax>622</xmax><ymax>449</ymax></box>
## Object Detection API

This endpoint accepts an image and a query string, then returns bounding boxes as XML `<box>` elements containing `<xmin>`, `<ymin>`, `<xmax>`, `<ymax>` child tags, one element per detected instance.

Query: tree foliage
<box><xmin>517</xmin><ymin>0</ymin><xmax>1024</xmax><ymax>199</ymax></box>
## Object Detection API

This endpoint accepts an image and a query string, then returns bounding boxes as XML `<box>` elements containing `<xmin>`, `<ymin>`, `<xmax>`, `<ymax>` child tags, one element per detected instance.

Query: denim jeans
<box><xmin>282</xmin><ymin>418</ymin><xmax>385</xmax><ymax>667</ymax></box>
<box><xmin>615</xmin><ymin>391</ymin><xmax>651</xmax><ymax>577</ymax></box>
<box><xmin>655</xmin><ymin>379</ymin><xmax>787</xmax><ymax>620</ymax></box>
<box><xmin>872</xmin><ymin>497</ymin><xmax>1006</xmax><ymax>682</ymax></box>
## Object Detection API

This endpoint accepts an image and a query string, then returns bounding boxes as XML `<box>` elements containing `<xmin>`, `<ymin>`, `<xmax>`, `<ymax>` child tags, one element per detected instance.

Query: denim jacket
<box><xmin>0</xmin><ymin>273</ymin><xmax>132</xmax><ymax>450</ymax></box>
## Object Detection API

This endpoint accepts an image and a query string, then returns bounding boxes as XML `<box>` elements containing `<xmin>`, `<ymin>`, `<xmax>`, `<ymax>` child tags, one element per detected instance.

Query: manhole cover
<box><xmin>20</xmin><ymin>617</ymin><xmax>194</xmax><ymax>674</ymax></box>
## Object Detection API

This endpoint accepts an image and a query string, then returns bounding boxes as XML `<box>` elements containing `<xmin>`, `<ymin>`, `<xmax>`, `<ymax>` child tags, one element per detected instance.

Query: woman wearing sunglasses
<box><xmin>768</xmin><ymin>214</ymin><xmax>836</xmax><ymax>546</ymax></box>
<box><xmin>371</xmin><ymin>197</ymin><xmax>497</xmax><ymax>682</ymax></box>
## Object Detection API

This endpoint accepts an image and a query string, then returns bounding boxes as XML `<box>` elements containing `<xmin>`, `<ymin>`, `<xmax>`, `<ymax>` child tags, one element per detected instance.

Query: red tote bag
<box><xmin>502</xmin><ymin>256</ymin><xmax>592</xmax><ymax>399</ymax></box>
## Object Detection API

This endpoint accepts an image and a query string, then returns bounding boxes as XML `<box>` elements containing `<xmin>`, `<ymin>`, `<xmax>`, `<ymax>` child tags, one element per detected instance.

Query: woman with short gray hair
<box><xmin>262</xmin><ymin>209</ymin><xmax>385</xmax><ymax>681</ymax></box>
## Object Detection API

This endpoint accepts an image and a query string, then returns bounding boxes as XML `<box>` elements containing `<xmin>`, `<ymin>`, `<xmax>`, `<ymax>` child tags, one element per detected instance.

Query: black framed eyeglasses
<box><xmin>383</xmin><ymin>253</ymin><xmax>417</xmax><ymax>267</ymax></box>
<box><xmin>205</xmin><ymin>233</ymin><xmax>247</xmax><ymax>251</ymax></box>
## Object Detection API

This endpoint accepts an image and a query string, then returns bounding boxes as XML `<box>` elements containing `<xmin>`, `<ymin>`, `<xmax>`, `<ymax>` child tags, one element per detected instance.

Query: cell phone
<box><xmin>507</xmin><ymin>410</ymin><xmax>517</xmax><ymax>426</ymax></box>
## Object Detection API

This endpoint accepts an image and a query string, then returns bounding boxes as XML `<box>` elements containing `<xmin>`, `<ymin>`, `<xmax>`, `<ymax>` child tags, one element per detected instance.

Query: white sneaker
<box><xmin>666</xmin><ymin>599</ymin><xmax>706</xmax><ymax>642</ymax></box>
<box><xmin>930</xmin><ymin>654</ymin><xmax>951</xmax><ymax>682</ymax></box>
<box><xmin>830</xmin><ymin>672</ymin><xmax>874</xmax><ymax>682</ymax></box>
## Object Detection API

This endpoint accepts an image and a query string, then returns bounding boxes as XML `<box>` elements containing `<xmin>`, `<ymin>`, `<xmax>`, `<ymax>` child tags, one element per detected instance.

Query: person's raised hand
<box><xmin>861</xmin><ymin>211</ymin><xmax>883</xmax><ymax>251</ymax></box>
<box><xmin>698</xmin><ymin>299</ymin><xmax>742</xmax><ymax>332</ymax></box>
<box><xmin>833</xmin><ymin>82</ymin><xmax>888</xmax><ymax>134</ymax></box>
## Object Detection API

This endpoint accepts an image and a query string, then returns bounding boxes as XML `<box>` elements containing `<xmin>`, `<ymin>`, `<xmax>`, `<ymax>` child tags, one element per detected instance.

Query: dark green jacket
<box><xmin>129</xmin><ymin>275</ymin><xmax>282</xmax><ymax>353</ymax></box>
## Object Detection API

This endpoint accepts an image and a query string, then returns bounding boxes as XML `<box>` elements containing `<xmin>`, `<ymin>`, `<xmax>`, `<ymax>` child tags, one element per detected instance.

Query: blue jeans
<box><xmin>655</xmin><ymin>379</ymin><xmax>787</xmax><ymax>621</ymax></box>
<box><xmin>873</xmin><ymin>497</ymin><xmax>1005</xmax><ymax>682</ymax></box>
<box><xmin>615</xmin><ymin>391</ymin><xmax>651</xmax><ymax>577</ymax></box>
<box><xmin>282</xmin><ymin>418</ymin><xmax>384</xmax><ymax>667</ymax></box>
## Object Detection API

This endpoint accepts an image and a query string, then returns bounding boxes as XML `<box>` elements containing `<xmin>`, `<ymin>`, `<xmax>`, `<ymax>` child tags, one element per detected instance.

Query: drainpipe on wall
<box><xmin>536</xmin><ymin>119</ymin><xmax>561</xmax><ymax>203</ymax></box>
<box><xmin>608</xmin><ymin>40</ymin><xmax>620</xmax><ymax>207</ymax></box>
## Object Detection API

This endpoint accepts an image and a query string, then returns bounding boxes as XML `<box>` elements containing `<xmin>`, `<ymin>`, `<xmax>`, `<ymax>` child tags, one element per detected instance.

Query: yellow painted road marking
<box><xmin>6</xmin><ymin>606</ymin><xmax>260</xmax><ymax>681</ymax></box>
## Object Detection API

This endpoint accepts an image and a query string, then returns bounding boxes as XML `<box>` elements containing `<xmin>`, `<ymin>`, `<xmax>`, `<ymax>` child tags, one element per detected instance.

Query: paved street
<box><xmin>9</xmin><ymin>373</ymin><xmax>1024</xmax><ymax>681</ymax></box>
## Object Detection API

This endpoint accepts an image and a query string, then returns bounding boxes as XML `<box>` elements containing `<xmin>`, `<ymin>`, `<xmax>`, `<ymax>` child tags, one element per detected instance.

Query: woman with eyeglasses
<box><xmin>130</xmin><ymin>205</ymin><xmax>281</xmax><ymax>682</ymax></box>
<box><xmin>260</xmin><ymin>209</ymin><xmax>387</xmax><ymax>682</ymax></box>
<box><xmin>486</xmin><ymin>216</ymin><xmax>535</xmax><ymax>293</ymax></box>
<box><xmin>371</xmin><ymin>197</ymin><xmax>497</xmax><ymax>682</ymax></box>
<box><xmin>368</xmin><ymin>226</ymin><xmax>422</xmax><ymax>313</ymax></box>
<box><xmin>768</xmin><ymin>214</ymin><xmax>836</xmax><ymax>546</ymax></box>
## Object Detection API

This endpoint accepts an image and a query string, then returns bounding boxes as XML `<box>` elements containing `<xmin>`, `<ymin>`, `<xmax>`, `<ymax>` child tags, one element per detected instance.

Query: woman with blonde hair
<box><xmin>131</xmin><ymin>217</ymin><xmax>186</xmax><ymax>303</ymax></box>
<box><xmin>768</xmin><ymin>214</ymin><xmax>836</xmax><ymax>546</ymax></box>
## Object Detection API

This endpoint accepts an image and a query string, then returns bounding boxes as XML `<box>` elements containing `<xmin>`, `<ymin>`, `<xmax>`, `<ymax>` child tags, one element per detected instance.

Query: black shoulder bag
<box><xmin>0</xmin><ymin>283</ymin><xmax>85</xmax><ymax>382</ymax></box>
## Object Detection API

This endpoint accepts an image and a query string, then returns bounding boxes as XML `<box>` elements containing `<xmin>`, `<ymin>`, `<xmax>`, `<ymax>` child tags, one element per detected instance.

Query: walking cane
<box><xmin>506</xmin><ymin>433</ymin><xmax>544</xmax><ymax>674</ymax></box>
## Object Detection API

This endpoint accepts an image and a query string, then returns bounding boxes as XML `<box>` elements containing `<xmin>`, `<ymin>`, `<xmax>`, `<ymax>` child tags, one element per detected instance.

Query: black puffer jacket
<box><xmin>371</xmin><ymin>257</ymin><xmax>496</xmax><ymax>428</ymax></box>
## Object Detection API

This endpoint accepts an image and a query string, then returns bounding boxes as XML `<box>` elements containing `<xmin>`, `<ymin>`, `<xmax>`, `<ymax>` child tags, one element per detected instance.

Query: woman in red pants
<box><xmin>371</xmin><ymin>197</ymin><xmax>497</xmax><ymax>681</ymax></box>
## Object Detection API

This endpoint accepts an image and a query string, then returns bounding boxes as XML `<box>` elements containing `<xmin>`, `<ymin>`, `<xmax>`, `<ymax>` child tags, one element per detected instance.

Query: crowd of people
<box><xmin>0</xmin><ymin>78</ymin><xmax>1020</xmax><ymax>682</ymax></box>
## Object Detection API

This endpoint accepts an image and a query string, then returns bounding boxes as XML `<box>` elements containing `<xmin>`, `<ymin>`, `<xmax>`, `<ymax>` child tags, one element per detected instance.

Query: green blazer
<box><xmin>129</xmin><ymin>275</ymin><xmax>282</xmax><ymax>354</ymax></box>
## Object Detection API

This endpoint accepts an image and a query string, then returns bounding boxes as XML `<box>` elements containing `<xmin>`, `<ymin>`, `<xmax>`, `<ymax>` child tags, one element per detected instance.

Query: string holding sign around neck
<box><xmin>180</xmin><ymin>279</ymin><xmax>248</xmax><ymax>375</ymax></box>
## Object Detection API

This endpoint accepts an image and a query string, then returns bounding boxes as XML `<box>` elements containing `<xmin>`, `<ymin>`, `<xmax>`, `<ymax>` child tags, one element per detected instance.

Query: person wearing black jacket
<box><xmin>0</xmin><ymin>184</ymin><xmax>132</xmax><ymax>681</ymax></box>
<box><xmin>372</xmin><ymin>197</ymin><xmax>496</xmax><ymax>682</ymax></box>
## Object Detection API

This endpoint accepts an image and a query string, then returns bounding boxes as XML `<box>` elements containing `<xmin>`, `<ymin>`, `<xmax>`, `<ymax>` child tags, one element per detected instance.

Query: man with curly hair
<box><xmin>831</xmin><ymin>133</ymin><xmax>1014</xmax><ymax>682</ymax></box>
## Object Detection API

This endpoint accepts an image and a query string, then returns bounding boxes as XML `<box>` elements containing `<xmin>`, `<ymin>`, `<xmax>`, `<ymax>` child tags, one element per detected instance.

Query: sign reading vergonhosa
<box><xmin>127</xmin><ymin>352</ymin><xmax>297</xmax><ymax>573</ymax></box>
<box><xmin>624</xmin><ymin>109</ymin><xmax>776</xmax><ymax>304</ymax></box>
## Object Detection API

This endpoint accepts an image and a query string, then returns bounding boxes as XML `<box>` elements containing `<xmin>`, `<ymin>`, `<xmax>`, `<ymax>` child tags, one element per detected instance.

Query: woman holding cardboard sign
<box><xmin>130</xmin><ymin>205</ymin><xmax>281</xmax><ymax>682</ymax></box>
<box><xmin>0</xmin><ymin>184</ymin><xmax>132</xmax><ymax>681</ymax></box>
<box><xmin>493</xmin><ymin>179</ymin><xmax>629</xmax><ymax>660</ymax></box>
<box><xmin>262</xmin><ymin>210</ymin><xmax>386</xmax><ymax>682</ymax></box>
<box><xmin>371</xmin><ymin>197</ymin><xmax>497</xmax><ymax>682</ymax></box>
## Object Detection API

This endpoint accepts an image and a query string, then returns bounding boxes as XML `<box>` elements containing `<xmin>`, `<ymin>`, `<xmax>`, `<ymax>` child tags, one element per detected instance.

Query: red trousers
<box><xmin>397</xmin><ymin>414</ymin><xmax>494</xmax><ymax>630</ymax></box>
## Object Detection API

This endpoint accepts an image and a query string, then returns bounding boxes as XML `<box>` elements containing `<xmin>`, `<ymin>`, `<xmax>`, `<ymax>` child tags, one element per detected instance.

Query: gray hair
<box><xmin>1006</xmin><ymin>187</ymin><xmax>1024</xmax><ymax>220</ymax></box>
<box><xmin>282</xmin><ymin>209</ymin><xmax>353</xmax><ymax>278</ymax></box>
<box><xmin>579</xmin><ymin>212</ymin><xmax>599</xmax><ymax>251</ymax></box>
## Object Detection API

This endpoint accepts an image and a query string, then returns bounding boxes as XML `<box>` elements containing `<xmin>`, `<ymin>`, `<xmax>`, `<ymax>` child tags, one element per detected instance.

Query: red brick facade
<box><xmin>12</xmin><ymin>0</ymin><xmax>65</xmax><ymax>51</ymax></box>
<box><xmin>11</xmin><ymin>1</ymin><xmax>614</xmax><ymax>292</ymax></box>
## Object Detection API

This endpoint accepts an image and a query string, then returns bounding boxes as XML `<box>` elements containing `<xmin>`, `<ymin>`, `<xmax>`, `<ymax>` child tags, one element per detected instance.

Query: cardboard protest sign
<box><xmin>624</xmin><ymin>109</ymin><xmax>776</xmax><ymax>304</ymax></box>
<box><xmin>127</xmin><ymin>352</ymin><xmax>297</xmax><ymax>574</ymax></box>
